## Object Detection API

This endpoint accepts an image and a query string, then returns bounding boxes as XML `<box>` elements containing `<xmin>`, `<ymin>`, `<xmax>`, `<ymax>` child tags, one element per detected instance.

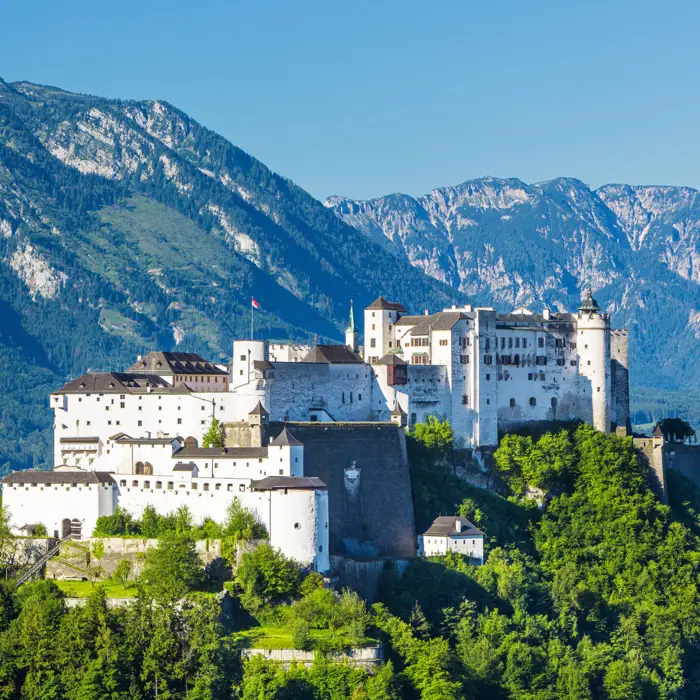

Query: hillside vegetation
<box><xmin>1</xmin><ymin>423</ymin><xmax>698</xmax><ymax>698</ymax></box>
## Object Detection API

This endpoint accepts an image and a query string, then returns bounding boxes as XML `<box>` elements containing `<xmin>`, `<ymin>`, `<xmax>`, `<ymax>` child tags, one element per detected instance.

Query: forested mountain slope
<box><xmin>0</xmin><ymin>78</ymin><xmax>458</xmax><ymax>473</ymax></box>
<box><xmin>327</xmin><ymin>178</ymin><xmax>700</xmax><ymax>412</ymax></box>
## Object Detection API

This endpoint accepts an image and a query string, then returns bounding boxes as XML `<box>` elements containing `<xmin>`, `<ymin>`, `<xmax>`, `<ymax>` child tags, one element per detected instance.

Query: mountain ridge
<box><xmin>326</xmin><ymin>175</ymin><xmax>700</xmax><ymax>403</ymax></box>
<box><xmin>0</xmin><ymin>78</ymin><xmax>459</xmax><ymax>473</ymax></box>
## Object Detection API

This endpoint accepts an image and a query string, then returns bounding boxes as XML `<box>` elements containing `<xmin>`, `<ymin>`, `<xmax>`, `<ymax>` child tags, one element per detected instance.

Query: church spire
<box><xmin>345</xmin><ymin>299</ymin><xmax>355</xmax><ymax>333</ymax></box>
<box><xmin>345</xmin><ymin>300</ymin><xmax>359</xmax><ymax>351</ymax></box>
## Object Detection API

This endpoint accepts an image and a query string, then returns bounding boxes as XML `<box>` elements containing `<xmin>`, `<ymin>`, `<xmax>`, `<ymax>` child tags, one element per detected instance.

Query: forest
<box><xmin>1</xmin><ymin>421</ymin><xmax>699</xmax><ymax>698</ymax></box>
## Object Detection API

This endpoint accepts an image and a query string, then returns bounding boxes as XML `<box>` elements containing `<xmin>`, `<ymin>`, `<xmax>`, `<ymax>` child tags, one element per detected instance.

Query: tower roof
<box><xmin>377</xmin><ymin>353</ymin><xmax>408</xmax><ymax>366</ymax></box>
<box><xmin>248</xmin><ymin>400</ymin><xmax>269</xmax><ymax>416</ymax></box>
<box><xmin>345</xmin><ymin>300</ymin><xmax>356</xmax><ymax>333</ymax></box>
<box><xmin>391</xmin><ymin>404</ymin><xmax>407</xmax><ymax>416</ymax></box>
<box><xmin>270</xmin><ymin>426</ymin><xmax>303</xmax><ymax>447</ymax></box>
<box><xmin>579</xmin><ymin>288</ymin><xmax>601</xmax><ymax>313</ymax></box>
<box><xmin>653</xmin><ymin>423</ymin><xmax>665</xmax><ymax>439</ymax></box>
<box><xmin>366</xmin><ymin>296</ymin><xmax>406</xmax><ymax>312</ymax></box>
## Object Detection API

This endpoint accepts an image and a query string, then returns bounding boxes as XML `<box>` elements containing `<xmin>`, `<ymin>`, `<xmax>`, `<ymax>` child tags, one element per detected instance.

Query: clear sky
<box><xmin>2</xmin><ymin>0</ymin><xmax>700</xmax><ymax>200</ymax></box>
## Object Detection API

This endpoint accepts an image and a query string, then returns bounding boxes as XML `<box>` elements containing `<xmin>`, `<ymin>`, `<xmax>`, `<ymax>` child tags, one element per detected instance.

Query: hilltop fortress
<box><xmin>2</xmin><ymin>291</ymin><xmax>629</xmax><ymax>568</ymax></box>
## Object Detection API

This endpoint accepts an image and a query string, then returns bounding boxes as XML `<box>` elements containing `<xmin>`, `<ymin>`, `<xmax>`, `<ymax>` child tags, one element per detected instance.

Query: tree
<box><xmin>142</xmin><ymin>533</ymin><xmax>202</xmax><ymax>603</ymax></box>
<box><xmin>236</xmin><ymin>544</ymin><xmax>300</xmax><ymax>611</ymax></box>
<box><xmin>93</xmin><ymin>506</ymin><xmax>139</xmax><ymax>536</ymax></box>
<box><xmin>0</xmin><ymin>504</ymin><xmax>17</xmax><ymax>577</ymax></box>
<box><xmin>114</xmin><ymin>558</ymin><xmax>132</xmax><ymax>587</ymax></box>
<box><xmin>411</xmin><ymin>416</ymin><xmax>454</xmax><ymax>455</ymax></box>
<box><xmin>91</xmin><ymin>539</ymin><xmax>105</xmax><ymax>567</ymax></box>
<box><xmin>202</xmin><ymin>417</ymin><xmax>226</xmax><ymax>448</ymax></box>
<box><xmin>33</xmin><ymin>524</ymin><xmax>47</xmax><ymax>538</ymax></box>
<box><xmin>86</xmin><ymin>564</ymin><xmax>105</xmax><ymax>589</ymax></box>
<box><xmin>659</xmin><ymin>418</ymin><xmax>696</xmax><ymax>443</ymax></box>
<box><xmin>139</xmin><ymin>504</ymin><xmax>161</xmax><ymax>538</ymax></box>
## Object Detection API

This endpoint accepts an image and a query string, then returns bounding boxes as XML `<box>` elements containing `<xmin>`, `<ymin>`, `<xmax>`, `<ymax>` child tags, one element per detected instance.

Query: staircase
<box><xmin>15</xmin><ymin>533</ymin><xmax>77</xmax><ymax>586</ymax></box>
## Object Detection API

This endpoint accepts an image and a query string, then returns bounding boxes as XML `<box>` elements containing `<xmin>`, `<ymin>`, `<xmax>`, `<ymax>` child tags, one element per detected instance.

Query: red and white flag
<box><xmin>251</xmin><ymin>297</ymin><xmax>260</xmax><ymax>309</ymax></box>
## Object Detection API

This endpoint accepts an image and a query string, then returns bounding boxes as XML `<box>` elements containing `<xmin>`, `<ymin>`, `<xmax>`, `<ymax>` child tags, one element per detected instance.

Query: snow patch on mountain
<box><xmin>9</xmin><ymin>244</ymin><xmax>67</xmax><ymax>299</ymax></box>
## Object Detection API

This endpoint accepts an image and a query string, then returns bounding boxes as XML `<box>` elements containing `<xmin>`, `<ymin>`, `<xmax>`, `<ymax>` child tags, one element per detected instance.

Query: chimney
<box><xmin>543</xmin><ymin>309</ymin><xmax>551</xmax><ymax>320</ymax></box>
<box><xmin>424</xmin><ymin>309</ymin><xmax>429</xmax><ymax>315</ymax></box>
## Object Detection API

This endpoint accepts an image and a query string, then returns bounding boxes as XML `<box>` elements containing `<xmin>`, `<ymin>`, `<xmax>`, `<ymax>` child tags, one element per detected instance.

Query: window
<box><xmin>86</xmin><ymin>421</ymin><xmax>91</xmax><ymax>426</ymax></box>
<box><xmin>156</xmin><ymin>481</ymin><xmax>162</xmax><ymax>489</ymax></box>
<box><xmin>536</xmin><ymin>356</ymin><xmax>547</xmax><ymax>366</ymax></box>
<box><xmin>239</xmin><ymin>484</ymin><xmax>245</xmax><ymax>492</ymax></box>
<box><xmin>508</xmin><ymin>338</ymin><xmax>513</xmax><ymax>348</ymax></box>
<box><xmin>460</xmin><ymin>355</ymin><xmax>469</xmax><ymax>364</ymax></box>
<box><xmin>120</xmin><ymin>479</ymin><xmax>127</xmax><ymax>487</ymax></box>
<box><xmin>587</xmin><ymin>360</ymin><xmax>591</xmax><ymax>366</ymax></box>
<box><xmin>144</xmin><ymin>481</ymin><xmax>150</xmax><ymax>489</ymax></box>
<box><xmin>372</xmin><ymin>323</ymin><xmax>376</xmax><ymax>330</ymax></box>
<box><xmin>439</xmin><ymin>339</ymin><xmax>448</xmax><ymax>346</ymax></box>
<box><xmin>132</xmin><ymin>480</ymin><xmax>138</xmax><ymax>487</ymax></box>
<box><xmin>556</xmin><ymin>358</ymin><xmax>565</xmax><ymax>366</ymax></box>
<box><xmin>138</xmin><ymin>406</ymin><xmax>142</xmax><ymax>411</ymax></box>
<box><xmin>370</xmin><ymin>338</ymin><xmax>376</xmax><ymax>348</ymax></box>
<box><xmin>530</xmin><ymin>397</ymin><xmax>537</xmax><ymax>406</ymax></box>
<box><xmin>177</xmin><ymin>418</ymin><xmax>182</xmax><ymax>424</ymax></box>
<box><xmin>510</xmin><ymin>398</ymin><xmax>516</xmax><ymax>408</ymax></box>
<box><xmin>358</xmin><ymin>394</ymin><xmax>362</xmax><ymax>401</ymax></box>
<box><xmin>215</xmin><ymin>483</ymin><xmax>221</xmax><ymax>491</ymax></box>
<box><xmin>191</xmin><ymin>483</ymin><xmax>198</xmax><ymax>490</ymax></box>
<box><xmin>485</xmin><ymin>374</ymin><xmax>491</xmax><ymax>381</ymax></box>
<box><xmin>483</xmin><ymin>355</ymin><xmax>492</xmax><ymax>365</ymax></box>
<box><xmin>342</xmin><ymin>391</ymin><xmax>345</xmax><ymax>404</ymax></box>
<box><xmin>240</xmin><ymin>355</ymin><xmax>246</xmax><ymax>361</ymax></box>
<box><xmin>203</xmin><ymin>483</ymin><xmax>210</xmax><ymax>492</ymax></box>
<box><xmin>201</xmin><ymin>406</ymin><xmax>206</xmax><ymax>411</ymax></box>
<box><xmin>515</xmin><ymin>338</ymin><xmax>520</xmax><ymax>348</ymax></box>
<box><xmin>138</xmin><ymin>420</ymin><xmax>142</xmax><ymax>427</ymax></box>
<box><xmin>462</xmin><ymin>394</ymin><xmax>469</xmax><ymax>405</ymax></box>
<box><xmin>167</xmin><ymin>482</ymin><xmax>174</xmax><ymax>490</ymax></box>
<box><xmin>538</xmin><ymin>337</ymin><xmax>544</xmax><ymax>348</ymax></box>
<box><xmin>528</xmin><ymin>373</ymin><xmax>533</xmax><ymax>380</ymax></box>
<box><xmin>294</xmin><ymin>523</ymin><xmax>301</xmax><ymax>530</ymax></box>
<box><xmin>522</xmin><ymin>337</ymin><xmax>527</xmax><ymax>347</ymax></box>
<box><xmin>158</xmin><ymin>406</ymin><xmax>162</xmax><ymax>411</ymax></box>
<box><xmin>597</xmin><ymin>386</ymin><xmax>600</xmax><ymax>392</ymax></box>
<box><xmin>570</xmin><ymin>360</ymin><xmax>577</xmax><ymax>366</ymax></box>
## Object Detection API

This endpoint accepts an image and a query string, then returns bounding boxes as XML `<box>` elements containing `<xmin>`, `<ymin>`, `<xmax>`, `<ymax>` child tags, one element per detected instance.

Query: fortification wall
<box><xmin>611</xmin><ymin>331</ymin><xmax>630</xmax><ymax>431</ymax></box>
<box><xmin>664</xmin><ymin>444</ymin><xmax>700</xmax><ymax>485</ymax></box>
<box><xmin>269</xmin><ymin>423</ymin><xmax>416</xmax><ymax>560</ymax></box>
<box><xmin>45</xmin><ymin>537</ymin><xmax>224</xmax><ymax>580</ymax></box>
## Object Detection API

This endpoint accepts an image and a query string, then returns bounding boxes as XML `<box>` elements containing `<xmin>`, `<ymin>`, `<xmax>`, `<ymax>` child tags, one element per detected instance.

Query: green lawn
<box><xmin>54</xmin><ymin>579</ymin><xmax>138</xmax><ymax>599</ymax></box>
<box><xmin>234</xmin><ymin>625</ymin><xmax>375</xmax><ymax>650</ymax></box>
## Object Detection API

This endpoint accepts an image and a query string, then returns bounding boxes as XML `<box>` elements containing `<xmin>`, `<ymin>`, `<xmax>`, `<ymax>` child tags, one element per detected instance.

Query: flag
<box><xmin>251</xmin><ymin>297</ymin><xmax>260</xmax><ymax>309</ymax></box>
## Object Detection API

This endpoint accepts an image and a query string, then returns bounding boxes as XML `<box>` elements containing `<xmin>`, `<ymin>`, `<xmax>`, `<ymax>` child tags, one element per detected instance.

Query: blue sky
<box><xmin>2</xmin><ymin>0</ymin><xmax>700</xmax><ymax>200</ymax></box>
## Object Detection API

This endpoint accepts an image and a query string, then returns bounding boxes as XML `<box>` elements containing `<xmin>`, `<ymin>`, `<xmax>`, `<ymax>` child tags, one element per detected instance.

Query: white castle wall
<box><xmin>3</xmin><ymin>481</ymin><xmax>116</xmax><ymax>539</ymax></box>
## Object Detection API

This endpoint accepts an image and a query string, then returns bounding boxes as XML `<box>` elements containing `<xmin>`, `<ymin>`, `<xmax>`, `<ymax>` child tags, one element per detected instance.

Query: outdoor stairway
<box><xmin>15</xmin><ymin>533</ymin><xmax>77</xmax><ymax>586</ymax></box>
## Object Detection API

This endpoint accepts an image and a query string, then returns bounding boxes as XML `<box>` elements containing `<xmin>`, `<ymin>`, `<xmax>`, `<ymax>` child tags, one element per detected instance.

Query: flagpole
<box><xmin>251</xmin><ymin>302</ymin><xmax>254</xmax><ymax>341</ymax></box>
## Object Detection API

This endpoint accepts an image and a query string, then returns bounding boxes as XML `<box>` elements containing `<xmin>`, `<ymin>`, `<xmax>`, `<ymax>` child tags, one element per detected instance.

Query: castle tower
<box><xmin>363</xmin><ymin>297</ymin><xmax>406</xmax><ymax>364</ymax></box>
<box><xmin>576</xmin><ymin>289</ymin><xmax>611</xmax><ymax>433</ymax></box>
<box><xmin>248</xmin><ymin>400</ymin><xmax>269</xmax><ymax>447</ymax></box>
<box><xmin>345</xmin><ymin>300</ymin><xmax>359</xmax><ymax>352</ymax></box>
<box><xmin>232</xmin><ymin>340</ymin><xmax>268</xmax><ymax>388</ymax></box>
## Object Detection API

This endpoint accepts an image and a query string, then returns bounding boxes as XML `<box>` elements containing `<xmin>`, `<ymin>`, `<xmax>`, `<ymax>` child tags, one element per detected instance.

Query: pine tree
<box><xmin>202</xmin><ymin>417</ymin><xmax>226</xmax><ymax>448</ymax></box>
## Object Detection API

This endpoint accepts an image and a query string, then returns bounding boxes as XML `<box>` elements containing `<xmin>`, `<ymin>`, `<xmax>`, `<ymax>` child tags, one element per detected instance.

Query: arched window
<box><xmin>509</xmin><ymin>398</ymin><xmax>516</xmax><ymax>409</ymax></box>
<box><xmin>144</xmin><ymin>462</ymin><xmax>153</xmax><ymax>475</ymax></box>
<box><xmin>135</xmin><ymin>461</ymin><xmax>145</xmax><ymax>475</ymax></box>
<box><xmin>513</xmin><ymin>354</ymin><xmax>520</xmax><ymax>367</ymax></box>
<box><xmin>529</xmin><ymin>397</ymin><xmax>537</xmax><ymax>406</ymax></box>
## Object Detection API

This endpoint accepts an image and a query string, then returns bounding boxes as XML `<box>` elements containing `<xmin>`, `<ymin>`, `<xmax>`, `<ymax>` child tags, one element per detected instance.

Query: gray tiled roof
<box><xmin>302</xmin><ymin>345</ymin><xmax>364</xmax><ymax>364</ymax></box>
<box><xmin>423</xmin><ymin>515</ymin><xmax>484</xmax><ymax>537</ymax></box>
<box><xmin>376</xmin><ymin>353</ymin><xmax>407</xmax><ymax>366</ymax></box>
<box><xmin>250</xmin><ymin>476</ymin><xmax>327</xmax><ymax>491</ymax></box>
<box><xmin>366</xmin><ymin>296</ymin><xmax>406</xmax><ymax>312</ymax></box>
<box><xmin>173</xmin><ymin>445</ymin><xmax>268</xmax><ymax>459</ymax></box>
<box><xmin>126</xmin><ymin>352</ymin><xmax>228</xmax><ymax>376</ymax></box>
<box><xmin>55</xmin><ymin>372</ymin><xmax>178</xmax><ymax>395</ymax></box>
<box><xmin>270</xmin><ymin>427</ymin><xmax>303</xmax><ymax>447</ymax></box>
<box><xmin>2</xmin><ymin>471</ymin><xmax>115</xmax><ymax>485</ymax></box>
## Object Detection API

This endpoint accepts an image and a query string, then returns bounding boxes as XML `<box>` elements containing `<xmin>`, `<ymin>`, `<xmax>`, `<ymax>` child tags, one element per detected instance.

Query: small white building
<box><xmin>418</xmin><ymin>515</ymin><xmax>484</xmax><ymax>563</ymax></box>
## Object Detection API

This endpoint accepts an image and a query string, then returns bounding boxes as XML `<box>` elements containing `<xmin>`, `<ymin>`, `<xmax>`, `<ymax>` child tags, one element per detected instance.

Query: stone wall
<box><xmin>45</xmin><ymin>537</ymin><xmax>224</xmax><ymax>580</ymax></box>
<box><xmin>611</xmin><ymin>330</ymin><xmax>630</xmax><ymax>431</ymax></box>
<box><xmin>267</xmin><ymin>423</ymin><xmax>416</xmax><ymax>559</ymax></box>
<box><xmin>330</xmin><ymin>555</ymin><xmax>410</xmax><ymax>602</ymax></box>
<box><xmin>664</xmin><ymin>444</ymin><xmax>700</xmax><ymax>485</ymax></box>
<box><xmin>243</xmin><ymin>645</ymin><xmax>384</xmax><ymax>670</ymax></box>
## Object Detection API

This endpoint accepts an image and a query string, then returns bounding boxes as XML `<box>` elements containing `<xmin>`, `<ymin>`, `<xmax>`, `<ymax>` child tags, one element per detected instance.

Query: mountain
<box><xmin>0</xmin><ymin>78</ymin><xmax>460</xmax><ymax>473</ymax></box>
<box><xmin>326</xmin><ymin>177</ymin><xmax>700</xmax><ymax>424</ymax></box>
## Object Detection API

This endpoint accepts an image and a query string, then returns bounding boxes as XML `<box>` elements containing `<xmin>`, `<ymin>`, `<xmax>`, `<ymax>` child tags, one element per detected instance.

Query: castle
<box><xmin>1</xmin><ymin>290</ymin><xmax>629</xmax><ymax>568</ymax></box>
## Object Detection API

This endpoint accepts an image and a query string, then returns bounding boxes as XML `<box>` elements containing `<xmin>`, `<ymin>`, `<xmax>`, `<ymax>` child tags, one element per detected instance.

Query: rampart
<box><xmin>267</xmin><ymin>422</ymin><xmax>416</xmax><ymax>560</ymax></box>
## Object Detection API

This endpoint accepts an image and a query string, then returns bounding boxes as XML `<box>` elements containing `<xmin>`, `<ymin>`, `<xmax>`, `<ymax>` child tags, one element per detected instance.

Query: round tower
<box><xmin>576</xmin><ymin>289</ymin><xmax>611</xmax><ymax>433</ymax></box>
<box><xmin>232</xmin><ymin>339</ymin><xmax>268</xmax><ymax>388</ymax></box>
